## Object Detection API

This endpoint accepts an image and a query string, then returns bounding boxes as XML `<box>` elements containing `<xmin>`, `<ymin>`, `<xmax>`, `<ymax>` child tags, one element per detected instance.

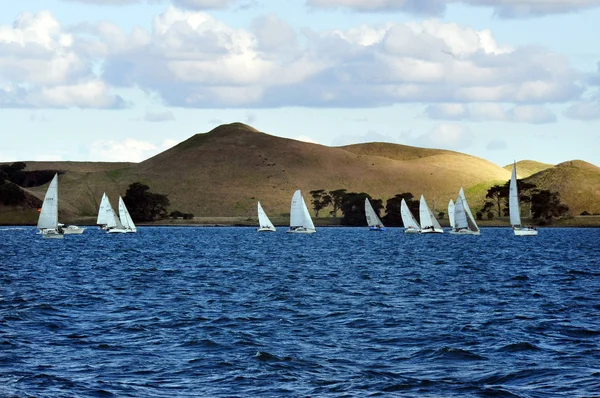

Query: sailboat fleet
<box><xmin>35</xmin><ymin>173</ymin><xmax>537</xmax><ymax>238</ymax></box>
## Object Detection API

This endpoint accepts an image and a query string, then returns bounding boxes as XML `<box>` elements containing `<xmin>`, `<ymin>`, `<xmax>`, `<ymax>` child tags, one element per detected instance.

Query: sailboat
<box><xmin>448</xmin><ymin>199</ymin><xmax>455</xmax><ymax>231</ymax></box>
<box><xmin>509</xmin><ymin>162</ymin><xmax>538</xmax><ymax>236</ymax></box>
<box><xmin>59</xmin><ymin>223</ymin><xmax>85</xmax><ymax>234</ymax></box>
<box><xmin>104</xmin><ymin>197</ymin><xmax>127</xmax><ymax>234</ymax></box>
<box><xmin>365</xmin><ymin>198</ymin><xmax>385</xmax><ymax>231</ymax></box>
<box><xmin>257</xmin><ymin>201</ymin><xmax>276</xmax><ymax>232</ymax></box>
<box><xmin>118</xmin><ymin>196</ymin><xmax>137</xmax><ymax>233</ymax></box>
<box><xmin>450</xmin><ymin>188</ymin><xmax>480</xmax><ymax>235</ymax></box>
<box><xmin>419</xmin><ymin>195</ymin><xmax>443</xmax><ymax>234</ymax></box>
<box><xmin>97</xmin><ymin>193</ymin><xmax>110</xmax><ymax>230</ymax></box>
<box><xmin>287</xmin><ymin>190</ymin><xmax>316</xmax><ymax>234</ymax></box>
<box><xmin>400</xmin><ymin>198</ymin><xmax>420</xmax><ymax>233</ymax></box>
<box><xmin>37</xmin><ymin>173</ymin><xmax>64</xmax><ymax>239</ymax></box>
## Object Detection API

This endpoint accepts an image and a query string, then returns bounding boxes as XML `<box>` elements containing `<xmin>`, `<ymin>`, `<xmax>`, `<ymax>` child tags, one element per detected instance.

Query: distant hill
<box><xmin>524</xmin><ymin>160</ymin><xmax>600</xmax><ymax>215</ymax></box>
<box><xmin>504</xmin><ymin>160</ymin><xmax>554</xmax><ymax>178</ymax></box>
<box><xmin>3</xmin><ymin>123</ymin><xmax>598</xmax><ymax>223</ymax></box>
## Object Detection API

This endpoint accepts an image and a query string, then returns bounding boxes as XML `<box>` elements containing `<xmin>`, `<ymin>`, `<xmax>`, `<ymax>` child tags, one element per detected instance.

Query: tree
<box><xmin>438</xmin><ymin>211</ymin><xmax>445</xmax><ymax>220</ymax></box>
<box><xmin>531</xmin><ymin>190</ymin><xmax>569</xmax><ymax>222</ymax></box>
<box><xmin>328</xmin><ymin>189</ymin><xmax>346</xmax><ymax>218</ymax></box>
<box><xmin>340</xmin><ymin>192</ymin><xmax>371</xmax><ymax>226</ymax></box>
<box><xmin>123</xmin><ymin>182</ymin><xmax>170</xmax><ymax>222</ymax></box>
<box><xmin>382</xmin><ymin>192</ymin><xmax>419</xmax><ymax>226</ymax></box>
<box><xmin>485</xmin><ymin>185</ymin><xmax>508</xmax><ymax>217</ymax></box>
<box><xmin>309</xmin><ymin>189</ymin><xmax>331</xmax><ymax>217</ymax></box>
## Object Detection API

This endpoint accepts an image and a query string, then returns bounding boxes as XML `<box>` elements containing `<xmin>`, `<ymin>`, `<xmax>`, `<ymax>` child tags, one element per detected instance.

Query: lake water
<box><xmin>1</xmin><ymin>226</ymin><xmax>599</xmax><ymax>397</ymax></box>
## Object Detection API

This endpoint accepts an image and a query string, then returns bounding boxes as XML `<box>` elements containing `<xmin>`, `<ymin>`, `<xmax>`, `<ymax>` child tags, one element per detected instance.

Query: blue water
<box><xmin>1</xmin><ymin>227</ymin><xmax>600</xmax><ymax>397</ymax></box>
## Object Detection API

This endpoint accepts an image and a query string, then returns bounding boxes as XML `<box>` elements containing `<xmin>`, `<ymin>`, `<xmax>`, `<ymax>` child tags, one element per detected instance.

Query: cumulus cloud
<box><xmin>61</xmin><ymin>0</ymin><xmax>240</xmax><ymax>8</ymax></box>
<box><xmin>296</xmin><ymin>135</ymin><xmax>321</xmax><ymax>144</ymax></box>
<box><xmin>414</xmin><ymin>123</ymin><xmax>474</xmax><ymax>150</ymax></box>
<box><xmin>425</xmin><ymin>103</ymin><xmax>557</xmax><ymax>124</ymax></box>
<box><xmin>0</xmin><ymin>11</ymin><xmax>124</xmax><ymax>108</ymax></box>
<box><xmin>307</xmin><ymin>0</ymin><xmax>600</xmax><ymax>18</ymax></box>
<box><xmin>564</xmin><ymin>95</ymin><xmax>600</xmax><ymax>120</ymax></box>
<box><xmin>86</xmin><ymin>8</ymin><xmax>581</xmax><ymax>108</ymax></box>
<box><xmin>89</xmin><ymin>138</ymin><xmax>176</xmax><ymax>161</ymax></box>
<box><xmin>143</xmin><ymin>111</ymin><xmax>176</xmax><ymax>122</ymax></box>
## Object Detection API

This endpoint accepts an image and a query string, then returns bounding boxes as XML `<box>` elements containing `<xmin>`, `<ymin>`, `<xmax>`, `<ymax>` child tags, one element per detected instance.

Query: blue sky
<box><xmin>1</xmin><ymin>0</ymin><xmax>599</xmax><ymax>167</ymax></box>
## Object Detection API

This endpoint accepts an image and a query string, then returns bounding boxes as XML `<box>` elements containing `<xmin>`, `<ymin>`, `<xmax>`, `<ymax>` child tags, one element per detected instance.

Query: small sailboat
<box><xmin>118</xmin><ymin>196</ymin><xmax>137</xmax><ymax>233</ymax></box>
<box><xmin>448</xmin><ymin>199</ymin><xmax>455</xmax><ymax>230</ymax></box>
<box><xmin>257</xmin><ymin>201</ymin><xmax>276</xmax><ymax>232</ymax></box>
<box><xmin>105</xmin><ymin>197</ymin><xmax>127</xmax><ymax>234</ymax></box>
<box><xmin>97</xmin><ymin>193</ymin><xmax>110</xmax><ymax>230</ymax></box>
<box><xmin>287</xmin><ymin>190</ymin><xmax>316</xmax><ymax>234</ymax></box>
<box><xmin>450</xmin><ymin>188</ymin><xmax>480</xmax><ymax>235</ymax></box>
<box><xmin>60</xmin><ymin>223</ymin><xmax>85</xmax><ymax>234</ymax></box>
<box><xmin>400</xmin><ymin>198</ymin><xmax>420</xmax><ymax>234</ymax></box>
<box><xmin>37</xmin><ymin>173</ymin><xmax>64</xmax><ymax>239</ymax></box>
<box><xmin>365</xmin><ymin>198</ymin><xmax>385</xmax><ymax>231</ymax></box>
<box><xmin>509</xmin><ymin>162</ymin><xmax>538</xmax><ymax>236</ymax></box>
<box><xmin>419</xmin><ymin>195</ymin><xmax>443</xmax><ymax>234</ymax></box>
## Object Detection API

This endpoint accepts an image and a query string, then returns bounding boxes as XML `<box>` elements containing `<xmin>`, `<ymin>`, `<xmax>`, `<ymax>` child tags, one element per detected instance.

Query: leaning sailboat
<box><xmin>419</xmin><ymin>195</ymin><xmax>443</xmax><ymax>234</ymax></box>
<box><xmin>97</xmin><ymin>193</ymin><xmax>110</xmax><ymax>230</ymax></box>
<box><xmin>509</xmin><ymin>162</ymin><xmax>538</xmax><ymax>236</ymax></box>
<box><xmin>105</xmin><ymin>197</ymin><xmax>127</xmax><ymax>233</ymax></box>
<box><xmin>37</xmin><ymin>173</ymin><xmax>64</xmax><ymax>239</ymax></box>
<box><xmin>450</xmin><ymin>188</ymin><xmax>480</xmax><ymax>235</ymax></box>
<box><xmin>365</xmin><ymin>198</ymin><xmax>385</xmax><ymax>231</ymax></box>
<box><xmin>400</xmin><ymin>198</ymin><xmax>420</xmax><ymax>234</ymax></box>
<box><xmin>287</xmin><ymin>190</ymin><xmax>316</xmax><ymax>234</ymax></box>
<box><xmin>118</xmin><ymin>196</ymin><xmax>137</xmax><ymax>233</ymax></box>
<box><xmin>257</xmin><ymin>201</ymin><xmax>276</xmax><ymax>232</ymax></box>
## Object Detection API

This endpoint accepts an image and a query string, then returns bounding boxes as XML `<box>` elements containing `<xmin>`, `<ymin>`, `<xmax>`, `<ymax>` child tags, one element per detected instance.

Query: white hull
<box><xmin>450</xmin><ymin>229</ymin><xmax>480</xmax><ymax>235</ymax></box>
<box><xmin>107</xmin><ymin>228</ymin><xmax>128</xmax><ymax>234</ymax></box>
<box><xmin>287</xmin><ymin>227</ymin><xmax>316</xmax><ymax>234</ymax></box>
<box><xmin>257</xmin><ymin>227</ymin><xmax>276</xmax><ymax>232</ymax></box>
<box><xmin>63</xmin><ymin>226</ymin><xmax>85</xmax><ymax>234</ymax></box>
<box><xmin>513</xmin><ymin>227</ymin><xmax>538</xmax><ymax>236</ymax></box>
<box><xmin>420</xmin><ymin>228</ymin><xmax>444</xmax><ymax>234</ymax></box>
<box><xmin>404</xmin><ymin>228</ymin><xmax>420</xmax><ymax>234</ymax></box>
<box><xmin>40</xmin><ymin>229</ymin><xmax>64</xmax><ymax>239</ymax></box>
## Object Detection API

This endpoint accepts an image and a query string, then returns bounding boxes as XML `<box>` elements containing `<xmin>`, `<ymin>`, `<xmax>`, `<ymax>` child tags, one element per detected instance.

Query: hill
<box><xmin>3</xmin><ymin>123</ymin><xmax>597</xmax><ymax>223</ymax></box>
<box><xmin>504</xmin><ymin>160</ymin><xmax>554</xmax><ymax>178</ymax></box>
<box><xmin>524</xmin><ymin>160</ymin><xmax>600</xmax><ymax>216</ymax></box>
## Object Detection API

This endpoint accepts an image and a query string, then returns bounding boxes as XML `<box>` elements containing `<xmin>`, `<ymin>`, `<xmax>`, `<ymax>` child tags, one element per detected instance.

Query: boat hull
<box><xmin>420</xmin><ymin>228</ymin><xmax>444</xmax><ymax>234</ymax></box>
<box><xmin>287</xmin><ymin>228</ymin><xmax>316</xmax><ymax>234</ymax></box>
<box><xmin>513</xmin><ymin>227</ymin><xmax>538</xmax><ymax>236</ymax></box>
<box><xmin>107</xmin><ymin>228</ymin><xmax>128</xmax><ymax>234</ymax></box>
<box><xmin>63</xmin><ymin>227</ymin><xmax>85</xmax><ymax>235</ymax></box>
<box><xmin>450</xmin><ymin>229</ymin><xmax>480</xmax><ymax>235</ymax></box>
<box><xmin>404</xmin><ymin>228</ymin><xmax>420</xmax><ymax>234</ymax></box>
<box><xmin>369</xmin><ymin>227</ymin><xmax>386</xmax><ymax>231</ymax></box>
<box><xmin>257</xmin><ymin>227</ymin><xmax>276</xmax><ymax>232</ymax></box>
<box><xmin>40</xmin><ymin>229</ymin><xmax>64</xmax><ymax>239</ymax></box>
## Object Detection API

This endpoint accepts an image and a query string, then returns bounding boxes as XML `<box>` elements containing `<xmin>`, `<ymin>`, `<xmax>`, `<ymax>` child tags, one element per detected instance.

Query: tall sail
<box><xmin>419</xmin><ymin>195</ymin><xmax>442</xmax><ymax>230</ymax></box>
<box><xmin>453</xmin><ymin>196</ymin><xmax>469</xmax><ymax>230</ymax></box>
<box><xmin>105</xmin><ymin>198</ymin><xmax>124</xmax><ymax>229</ymax></box>
<box><xmin>96</xmin><ymin>193</ymin><xmax>109</xmax><ymax>226</ymax></box>
<box><xmin>448</xmin><ymin>199</ymin><xmax>455</xmax><ymax>229</ymax></box>
<box><xmin>37</xmin><ymin>174</ymin><xmax>59</xmax><ymax>230</ymax></box>
<box><xmin>290</xmin><ymin>190</ymin><xmax>315</xmax><ymax>231</ymax></box>
<box><xmin>257</xmin><ymin>201</ymin><xmax>276</xmax><ymax>230</ymax></box>
<box><xmin>401</xmin><ymin>199</ymin><xmax>420</xmax><ymax>230</ymax></box>
<box><xmin>118</xmin><ymin>196</ymin><xmax>137</xmax><ymax>232</ymax></box>
<box><xmin>509</xmin><ymin>162</ymin><xmax>521</xmax><ymax>227</ymax></box>
<box><xmin>459</xmin><ymin>188</ymin><xmax>479</xmax><ymax>232</ymax></box>
<box><xmin>364</xmin><ymin>198</ymin><xmax>384</xmax><ymax>227</ymax></box>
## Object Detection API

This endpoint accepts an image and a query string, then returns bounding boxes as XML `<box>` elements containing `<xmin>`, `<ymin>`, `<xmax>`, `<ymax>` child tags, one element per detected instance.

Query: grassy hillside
<box><xmin>2</xmin><ymin>123</ymin><xmax>597</xmax><ymax>223</ymax></box>
<box><xmin>504</xmin><ymin>160</ymin><xmax>554</xmax><ymax>178</ymax></box>
<box><xmin>525</xmin><ymin>160</ymin><xmax>600</xmax><ymax>216</ymax></box>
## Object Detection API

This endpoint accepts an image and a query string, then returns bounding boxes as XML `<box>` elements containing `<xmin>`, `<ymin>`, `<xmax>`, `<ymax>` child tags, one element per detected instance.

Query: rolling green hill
<box><xmin>2</xmin><ymin>123</ymin><xmax>598</xmax><ymax>224</ymax></box>
<box><xmin>504</xmin><ymin>160</ymin><xmax>554</xmax><ymax>178</ymax></box>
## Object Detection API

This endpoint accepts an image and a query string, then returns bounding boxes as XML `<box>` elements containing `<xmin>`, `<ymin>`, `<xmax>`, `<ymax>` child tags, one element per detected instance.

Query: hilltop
<box><xmin>503</xmin><ymin>160</ymin><xmax>554</xmax><ymax>178</ymax></box>
<box><xmin>2</xmin><ymin>123</ymin><xmax>598</xmax><ymax>224</ymax></box>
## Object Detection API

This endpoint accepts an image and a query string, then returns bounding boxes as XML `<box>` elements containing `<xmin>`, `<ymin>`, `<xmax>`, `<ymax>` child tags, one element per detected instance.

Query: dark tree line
<box><xmin>123</xmin><ymin>182</ymin><xmax>171</xmax><ymax>222</ymax></box>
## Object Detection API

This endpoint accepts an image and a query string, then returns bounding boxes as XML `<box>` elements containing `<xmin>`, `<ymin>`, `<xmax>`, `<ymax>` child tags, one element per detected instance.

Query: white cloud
<box><xmin>307</xmin><ymin>0</ymin><xmax>600</xmax><ymax>18</ymax></box>
<box><xmin>425</xmin><ymin>103</ymin><xmax>556</xmax><ymax>124</ymax></box>
<box><xmin>564</xmin><ymin>100</ymin><xmax>600</xmax><ymax>120</ymax></box>
<box><xmin>415</xmin><ymin>123</ymin><xmax>474</xmax><ymax>150</ymax></box>
<box><xmin>60</xmin><ymin>0</ymin><xmax>240</xmax><ymax>8</ymax></box>
<box><xmin>296</xmin><ymin>135</ymin><xmax>321</xmax><ymax>144</ymax></box>
<box><xmin>89</xmin><ymin>138</ymin><xmax>179</xmax><ymax>161</ymax></box>
<box><xmin>0</xmin><ymin>11</ymin><xmax>124</xmax><ymax>108</ymax></box>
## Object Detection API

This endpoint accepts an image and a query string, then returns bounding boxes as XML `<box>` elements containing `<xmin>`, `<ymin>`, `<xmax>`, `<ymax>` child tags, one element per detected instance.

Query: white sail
<box><xmin>448</xmin><ymin>199</ymin><xmax>455</xmax><ymax>229</ymax></box>
<box><xmin>289</xmin><ymin>190</ymin><xmax>316</xmax><ymax>232</ymax></box>
<box><xmin>257</xmin><ymin>201</ymin><xmax>276</xmax><ymax>231</ymax></box>
<box><xmin>459</xmin><ymin>188</ymin><xmax>479</xmax><ymax>232</ymax></box>
<box><xmin>400</xmin><ymin>198</ymin><xmax>420</xmax><ymax>231</ymax></box>
<box><xmin>453</xmin><ymin>195</ymin><xmax>469</xmax><ymax>230</ymax></box>
<box><xmin>104</xmin><ymin>198</ymin><xmax>124</xmax><ymax>229</ymax></box>
<box><xmin>364</xmin><ymin>198</ymin><xmax>384</xmax><ymax>228</ymax></box>
<box><xmin>419</xmin><ymin>195</ymin><xmax>443</xmax><ymax>233</ymax></box>
<box><xmin>37</xmin><ymin>174</ymin><xmax>59</xmax><ymax>231</ymax></box>
<box><xmin>118</xmin><ymin>196</ymin><xmax>137</xmax><ymax>232</ymax></box>
<box><xmin>96</xmin><ymin>193</ymin><xmax>110</xmax><ymax>226</ymax></box>
<box><xmin>509</xmin><ymin>162</ymin><xmax>521</xmax><ymax>227</ymax></box>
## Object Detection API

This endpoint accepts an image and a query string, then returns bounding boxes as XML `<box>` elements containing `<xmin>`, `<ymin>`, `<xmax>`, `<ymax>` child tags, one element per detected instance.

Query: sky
<box><xmin>1</xmin><ymin>0</ymin><xmax>600</xmax><ymax>167</ymax></box>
